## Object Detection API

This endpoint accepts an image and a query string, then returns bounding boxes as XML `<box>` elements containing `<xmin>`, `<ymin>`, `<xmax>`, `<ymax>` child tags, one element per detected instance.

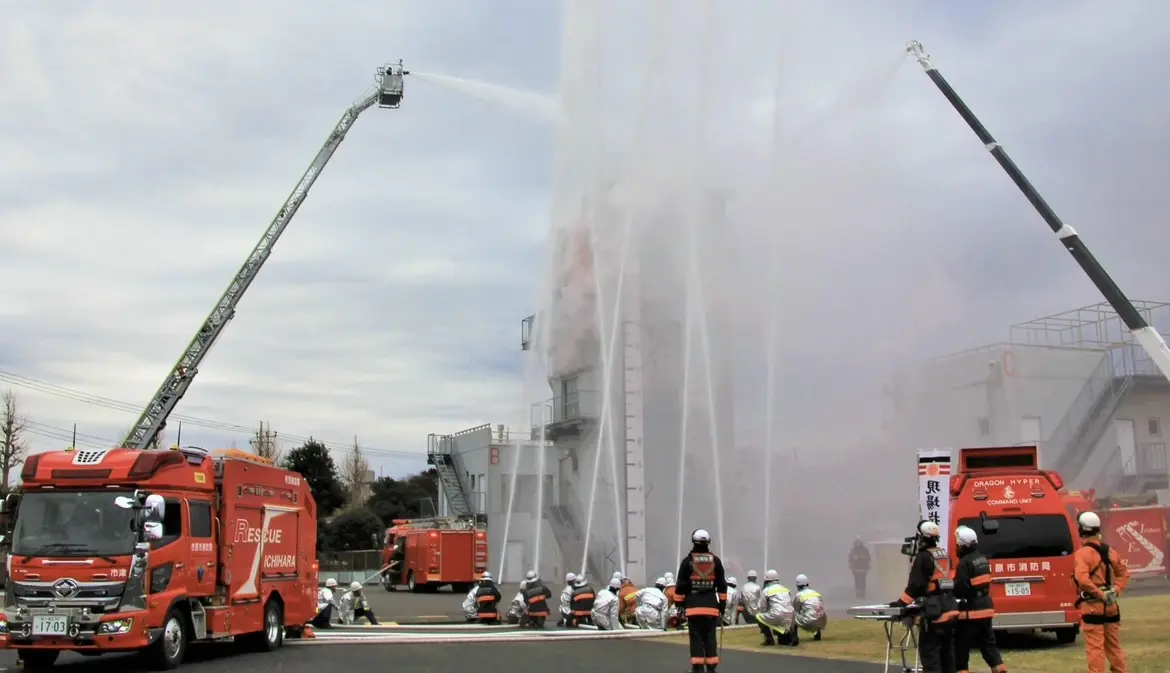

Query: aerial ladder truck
<box><xmin>120</xmin><ymin>61</ymin><xmax>408</xmax><ymax>450</ymax></box>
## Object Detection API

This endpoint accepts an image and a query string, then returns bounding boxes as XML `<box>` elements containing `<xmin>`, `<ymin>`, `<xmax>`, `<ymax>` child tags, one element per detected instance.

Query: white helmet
<box><xmin>654</xmin><ymin>577</ymin><xmax>666</xmax><ymax>587</ymax></box>
<box><xmin>1078</xmin><ymin>511</ymin><xmax>1102</xmax><ymax>536</ymax></box>
<box><xmin>764</xmin><ymin>569</ymin><xmax>779</xmax><ymax>582</ymax></box>
<box><xmin>795</xmin><ymin>574</ymin><xmax>809</xmax><ymax>587</ymax></box>
<box><xmin>566</xmin><ymin>572</ymin><xmax>577</xmax><ymax>583</ymax></box>
<box><xmin>919</xmin><ymin>520</ymin><xmax>941</xmax><ymax>538</ymax></box>
<box><xmin>525</xmin><ymin>570</ymin><xmax>538</xmax><ymax>581</ymax></box>
<box><xmin>726</xmin><ymin>576</ymin><xmax>737</xmax><ymax>586</ymax></box>
<box><xmin>613</xmin><ymin>570</ymin><xmax>623</xmax><ymax>579</ymax></box>
<box><xmin>664</xmin><ymin>572</ymin><xmax>674</xmax><ymax>580</ymax></box>
<box><xmin>609</xmin><ymin>578</ymin><xmax>621</xmax><ymax>590</ymax></box>
<box><xmin>350</xmin><ymin>581</ymin><xmax>362</xmax><ymax>591</ymax></box>
<box><xmin>692</xmin><ymin>528</ymin><xmax>711</xmax><ymax>543</ymax></box>
<box><xmin>481</xmin><ymin>572</ymin><xmax>492</xmax><ymax>581</ymax></box>
<box><xmin>954</xmin><ymin>525</ymin><xmax>978</xmax><ymax>547</ymax></box>
<box><xmin>325</xmin><ymin>578</ymin><xmax>337</xmax><ymax>588</ymax></box>
<box><xmin>575</xmin><ymin>575</ymin><xmax>588</xmax><ymax>586</ymax></box>
<box><xmin>746</xmin><ymin>569</ymin><xmax>758</xmax><ymax>580</ymax></box>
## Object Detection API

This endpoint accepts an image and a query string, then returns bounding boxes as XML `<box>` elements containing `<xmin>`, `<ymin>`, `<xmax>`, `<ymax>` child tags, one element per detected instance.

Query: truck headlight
<box><xmin>0</xmin><ymin>619</ymin><xmax>8</xmax><ymax>633</ymax></box>
<box><xmin>98</xmin><ymin>618</ymin><xmax>133</xmax><ymax>634</ymax></box>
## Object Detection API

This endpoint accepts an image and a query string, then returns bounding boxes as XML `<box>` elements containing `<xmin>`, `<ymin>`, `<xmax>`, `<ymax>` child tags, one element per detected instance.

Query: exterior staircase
<box><xmin>1093</xmin><ymin>442</ymin><xmax>1170</xmax><ymax>497</ymax></box>
<box><xmin>427</xmin><ymin>434</ymin><xmax>472</xmax><ymax>517</ymax></box>
<box><xmin>546</xmin><ymin>487</ymin><xmax>606</xmax><ymax>580</ymax></box>
<box><xmin>1050</xmin><ymin>348</ymin><xmax>1132</xmax><ymax>479</ymax></box>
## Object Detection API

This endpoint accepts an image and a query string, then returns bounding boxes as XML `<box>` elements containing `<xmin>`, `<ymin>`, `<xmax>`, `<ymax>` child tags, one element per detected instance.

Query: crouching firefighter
<box><xmin>474</xmin><ymin>572</ymin><xmax>503</xmax><ymax>624</ymax></box>
<box><xmin>891</xmin><ymin>520</ymin><xmax>958</xmax><ymax>673</ymax></box>
<box><xmin>676</xmin><ymin>528</ymin><xmax>727</xmax><ymax>673</ymax></box>
<box><xmin>953</xmin><ymin>526</ymin><xmax>1005</xmax><ymax>673</ymax></box>
<box><xmin>568</xmin><ymin>575</ymin><xmax>596</xmax><ymax>627</ymax></box>
<box><xmin>522</xmin><ymin>570</ymin><xmax>554</xmax><ymax>628</ymax></box>
<box><xmin>1073</xmin><ymin>512</ymin><xmax>1130</xmax><ymax>673</ymax></box>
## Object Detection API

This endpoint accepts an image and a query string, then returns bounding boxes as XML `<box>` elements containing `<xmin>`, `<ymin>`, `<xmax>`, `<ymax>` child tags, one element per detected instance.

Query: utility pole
<box><xmin>249</xmin><ymin>421</ymin><xmax>281</xmax><ymax>461</ymax></box>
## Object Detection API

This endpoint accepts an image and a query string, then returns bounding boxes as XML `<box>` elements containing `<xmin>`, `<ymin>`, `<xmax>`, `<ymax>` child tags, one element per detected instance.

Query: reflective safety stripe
<box><xmin>686</xmin><ymin>606</ymin><xmax>721</xmax><ymax>617</ymax></box>
<box><xmin>691</xmin><ymin>657</ymin><xmax>705</xmax><ymax>665</ymax></box>
<box><xmin>970</xmin><ymin>574</ymin><xmax>991</xmax><ymax>587</ymax></box>
<box><xmin>704</xmin><ymin>657</ymin><xmax>720</xmax><ymax>665</ymax></box>
<box><xmin>959</xmin><ymin>608</ymin><xmax>995</xmax><ymax>620</ymax></box>
<box><xmin>477</xmin><ymin>596</ymin><xmax>495</xmax><ymax>602</ymax></box>
<box><xmin>717</xmin><ymin>593</ymin><xmax>728</xmax><ymax>601</ymax></box>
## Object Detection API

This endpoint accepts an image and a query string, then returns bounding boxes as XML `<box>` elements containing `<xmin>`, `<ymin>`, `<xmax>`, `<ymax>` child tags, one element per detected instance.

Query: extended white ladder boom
<box><xmin>122</xmin><ymin>61</ymin><xmax>408</xmax><ymax>450</ymax></box>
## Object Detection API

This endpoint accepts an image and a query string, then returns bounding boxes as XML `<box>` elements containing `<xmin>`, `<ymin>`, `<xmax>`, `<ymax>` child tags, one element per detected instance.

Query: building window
<box><xmin>976</xmin><ymin>418</ymin><xmax>990</xmax><ymax>437</ymax></box>
<box><xmin>1149</xmin><ymin>419</ymin><xmax>1161</xmax><ymax>436</ymax></box>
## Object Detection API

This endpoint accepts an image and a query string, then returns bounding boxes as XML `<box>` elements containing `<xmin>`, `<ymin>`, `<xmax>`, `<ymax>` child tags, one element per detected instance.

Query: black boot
<box><xmin>814</xmin><ymin>630</ymin><xmax>822</xmax><ymax>641</ymax></box>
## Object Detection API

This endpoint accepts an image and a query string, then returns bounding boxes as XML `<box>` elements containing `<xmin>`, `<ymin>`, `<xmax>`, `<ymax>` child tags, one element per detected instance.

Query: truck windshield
<box><xmin>10</xmin><ymin>491</ymin><xmax>138</xmax><ymax>558</ymax></box>
<box><xmin>958</xmin><ymin>514</ymin><xmax>1074</xmax><ymax>560</ymax></box>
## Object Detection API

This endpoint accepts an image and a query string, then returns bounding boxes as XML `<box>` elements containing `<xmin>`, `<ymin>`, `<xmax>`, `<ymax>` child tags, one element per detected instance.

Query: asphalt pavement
<box><xmin>0</xmin><ymin>637</ymin><xmax>883</xmax><ymax>673</ymax></box>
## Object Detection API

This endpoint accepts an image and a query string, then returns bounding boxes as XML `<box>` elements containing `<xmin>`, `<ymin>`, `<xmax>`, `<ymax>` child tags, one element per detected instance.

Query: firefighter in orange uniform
<box><xmin>618</xmin><ymin>575</ymin><xmax>638</xmax><ymax>625</ymax></box>
<box><xmin>675</xmin><ymin>528</ymin><xmax>727</xmax><ymax>673</ymax></box>
<box><xmin>891</xmin><ymin>520</ymin><xmax>958</xmax><ymax>673</ymax></box>
<box><xmin>1073</xmin><ymin>511</ymin><xmax>1129</xmax><ymax>673</ymax></box>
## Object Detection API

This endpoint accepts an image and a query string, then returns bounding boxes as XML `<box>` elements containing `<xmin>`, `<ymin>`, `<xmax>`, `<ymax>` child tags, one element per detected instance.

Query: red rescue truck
<box><xmin>0</xmin><ymin>447</ymin><xmax>318</xmax><ymax>670</ymax></box>
<box><xmin>380</xmin><ymin>516</ymin><xmax>486</xmax><ymax>593</ymax></box>
<box><xmin>948</xmin><ymin>445</ymin><xmax>1081</xmax><ymax>643</ymax></box>
<box><xmin>1064</xmin><ymin>490</ymin><xmax>1169</xmax><ymax>578</ymax></box>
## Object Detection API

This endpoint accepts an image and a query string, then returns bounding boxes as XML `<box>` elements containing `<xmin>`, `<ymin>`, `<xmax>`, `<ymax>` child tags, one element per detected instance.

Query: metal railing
<box><xmin>318</xmin><ymin>549</ymin><xmax>385</xmax><ymax>586</ymax></box>
<box><xmin>1050</xmin><ymin>345</ymin><xmax>1156</xmax><ymax>473</ymax></box>
<box><xmin>1093</xmin><ymin>442</ymin><xmax>1169</xmax><ymax>496</ymax></box>
<box><xmin>530</xmin><ymin>391</ymin><xmax>599</xmax><ymax>428</ymax></box>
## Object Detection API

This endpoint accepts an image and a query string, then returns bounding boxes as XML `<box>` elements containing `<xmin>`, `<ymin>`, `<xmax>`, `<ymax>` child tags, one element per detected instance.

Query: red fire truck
<box><xmin>0</xmin><ymin>447</ymin><xmax>318</xmax><ymax>670</ymax></box>
<box><xmin>380</xmin><ymin>516</ymin><xmax>486</xmax><ymax>593</ymax></box>
<box><xmin>949</xmin><ymin>445</ymin><xmax>1081</xmax><ymax>643</ymax></box>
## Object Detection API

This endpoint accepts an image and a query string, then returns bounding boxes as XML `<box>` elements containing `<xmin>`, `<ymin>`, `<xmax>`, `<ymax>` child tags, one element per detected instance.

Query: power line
<box><xmin>0</xmin><ymin>367</ymin><xmax>426</xmax><ymax>461</ymax></box>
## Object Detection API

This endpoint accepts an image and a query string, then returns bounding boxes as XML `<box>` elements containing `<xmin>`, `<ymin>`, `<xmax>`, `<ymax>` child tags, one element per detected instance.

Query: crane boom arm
<box><xmin>122</xmin><ymin>62</ymin><xmax>406</xmax><ymax>450</ymax></box>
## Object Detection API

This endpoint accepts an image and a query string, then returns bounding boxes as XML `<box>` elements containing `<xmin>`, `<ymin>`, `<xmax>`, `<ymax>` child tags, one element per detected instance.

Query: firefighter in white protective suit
<box><xmin>558</xmin><ymin>572</ymin><xmax>577</xmax><ymax>627</ymax></box>
<box><xmin>592</xmin><ymin>578</ymin><xmax>624</xmax><ymax>630</ymax></box>
<box><xmin>339</xmin><ymin>581</ymin><xmax>379</xmax><ymax>624</ymax></box>
<box><xmin>721</xmin><ymin>577</ymin><xmax>739</xmax><ymax>625</ymax></box>
<box><xmin>462</xmin><ymin>583</ymin><xmax>479</xmax><ymax>622</ymax></box>
<box><xmin>311</xmin><ymin>578</ymin><xmax>339</xmax><ymax>628</ymax></box>
<box><xmin>793</xmin><ymin>574</ymin><xmax>826</xmax><ymax>640</ymax></box>
<box><xmin>506</xmin><ymin>581</ymin><xmax>528</xmax><ymax>624</ymax></box>
<box><xmin>634</xmin><ymin>577</ymin><xmax>670</xmax><ymax>629</ymax></box>
<box><xmin>755</xmin><ymin>570</ymin><xmax>796</xmax><ymax>647</ymax></box>
<box><xmin>739</xmin><ymin>570</ymin><xmax>762</xmax><ymax>623</ymax></box>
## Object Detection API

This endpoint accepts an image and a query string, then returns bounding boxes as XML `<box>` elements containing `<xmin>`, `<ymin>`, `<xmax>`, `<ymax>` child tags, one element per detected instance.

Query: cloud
<box><xmin>0</xmin><ymin>0</ymin><xmax>554</xmax><ymax>474</ymax></box>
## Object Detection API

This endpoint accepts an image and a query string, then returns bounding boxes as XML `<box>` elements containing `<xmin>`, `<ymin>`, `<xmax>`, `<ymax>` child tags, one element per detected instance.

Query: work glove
<box><xmin>718</xmin><ymin>601</ymin><xmax>727</xmax><ymax>614</ymax></box>
<box><xmin>1102</xmin><ymin>589</ymin><xmax>1118</xmax><ymax>605</ymax></box>
<box><xmin>888</xmin><ymin>600</ymin><xmax>904</xmax><ymax>608</ymax></box>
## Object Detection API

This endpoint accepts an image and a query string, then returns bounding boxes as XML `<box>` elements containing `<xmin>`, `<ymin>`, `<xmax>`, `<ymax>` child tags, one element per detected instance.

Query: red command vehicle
<box><xmin>379</xmin><ymin>516</ymin><xmax>486</xmax><ymax>593</ymax></box>
<box><xmin>948</xmin><ymin>445</ymin><xmax>1081</xmax><ymax>644</ymax></box>
<box><xmin>0</xmin><ymin>447</ymin><xmax>318</xmax><ymax>670</ymax></box>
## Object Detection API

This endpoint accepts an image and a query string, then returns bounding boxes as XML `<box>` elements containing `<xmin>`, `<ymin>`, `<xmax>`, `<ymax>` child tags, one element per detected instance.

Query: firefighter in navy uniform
<box><xmin>891</xmin><ymin>520</ymin><xmax>958</xmax><ymax>673</ymax></box>
<box><xmin>675</xmin><ymin>528</ymin><xmax>727</xmax><ymax>673</ymax></box>
<box><xmin>474</xmin><ymin>572</ymin><xmax>503</xmax><ymax>624</ymax></box>
<box><xmin>952</xmin><ymin>526</ymin><xmax>1005</xmax><ymax>673</ymax></box>
<box><xmin>522</xmin><ymin>570</ymin><xmax>554</xmax><ymax>628</ymax></box>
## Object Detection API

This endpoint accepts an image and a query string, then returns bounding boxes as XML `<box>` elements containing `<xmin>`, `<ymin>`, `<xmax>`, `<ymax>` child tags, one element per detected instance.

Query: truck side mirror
<box><xmin>143</xmin><ymin>522</ymin><xmax>163</xmax><ymax>541</ymax></box>
<box><xmin>2</xmin><ymin>493</ymin><xmax>20</xmax><ymax>513</ymax></box>
<box><xmin>144</xmin><ymin>495</ymin><xmax>166</xmax><ymax>521</ymax></box>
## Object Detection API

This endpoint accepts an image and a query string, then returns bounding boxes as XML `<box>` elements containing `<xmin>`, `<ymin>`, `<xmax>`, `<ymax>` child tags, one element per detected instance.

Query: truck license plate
<box><xmin>32</xmin><ymin>615</ymin><xmax>69</xmax><ymax>635</ymax></box>
<box><xmin>1004</xmin><ymin>582</ymin><xmax>1031</xmax><ymax>597</ymax></box>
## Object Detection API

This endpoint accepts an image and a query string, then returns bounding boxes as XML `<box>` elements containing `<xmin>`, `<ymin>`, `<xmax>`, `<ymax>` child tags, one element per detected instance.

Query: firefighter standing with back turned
<box><xmin>952</xmin><ymin>526</ymin><xmax>1005</xmax><ymax>673</ymax></box>
<box><xmin>891</xmin><ymin>520</ymin><xmax>958</xmax><ymax>673</ymax></box>
<box><xmin>1073</xmin><ymin>511</ymin><xmax>1129</xmax><ymax>673</ymax></box>
<box><xmin>675</xmin><ymin>528</ymin><xmax>727</xmax><ymax>673</ymax></box>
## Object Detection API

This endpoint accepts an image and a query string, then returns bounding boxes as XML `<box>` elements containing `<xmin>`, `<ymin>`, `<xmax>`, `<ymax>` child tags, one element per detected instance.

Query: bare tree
<box><xmin>341</xmin><ymin>437</ymin><xmax>371</xmax><ymax>507</ymax></box>
<box><xmin>249</xmin><ymin>422</ymin><xmax>282</xmax><ymax>462</ymax></box>
<box><xmin>1</xmin><ymin>389</ymin><xmax>29</xmax><ymax>493</ymax></box>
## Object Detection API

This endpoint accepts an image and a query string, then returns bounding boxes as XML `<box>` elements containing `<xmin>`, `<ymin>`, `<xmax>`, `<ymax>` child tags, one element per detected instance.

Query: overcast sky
<box><xmin>2</xmin><ymin>0</ymin><xmax>1169</xmax><ymax>476</ymax></box>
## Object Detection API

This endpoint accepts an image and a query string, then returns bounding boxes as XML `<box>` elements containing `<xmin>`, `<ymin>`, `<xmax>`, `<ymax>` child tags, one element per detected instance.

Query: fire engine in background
<box><xmin>948</xmin><ymin>445</ymin><xmax>1082</xmax><ymax>643</ymax></box>
<box><xmin>0</xmin><ymin>446</ymin><xmax>317</xmax><ymax>670</ymax></box>
<box><xmin>1065</xmin><ymin>490</ymin><xmax>1168</xmax><ymax>578</ymax></box>
<box><xmin>380</xmin><ymin>516</ymin><xmax>486</xmax><ymax>593</ymax></box>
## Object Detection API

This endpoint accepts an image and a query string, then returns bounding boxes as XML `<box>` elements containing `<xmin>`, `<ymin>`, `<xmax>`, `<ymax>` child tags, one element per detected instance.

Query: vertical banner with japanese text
<box><xmin>917</xmin><ymin>449</ymin><xmax>953</xmax><ymax>553</ymax></box>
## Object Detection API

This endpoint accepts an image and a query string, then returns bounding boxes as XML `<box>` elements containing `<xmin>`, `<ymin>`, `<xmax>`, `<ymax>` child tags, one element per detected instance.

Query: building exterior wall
<box><xmin>1075</xmin><ymin>389</ymin><xmax>1170</xmax><ymax>490</ymax></box>
<box><xmin>439</xmin><ymin>426</ymin><xmax>563</xmax><ymax>583</ymax></box>
<box><xmin>892</xmin><ymin>343</ymin><xmax>1107</xmax><ymax>467</ymax></box>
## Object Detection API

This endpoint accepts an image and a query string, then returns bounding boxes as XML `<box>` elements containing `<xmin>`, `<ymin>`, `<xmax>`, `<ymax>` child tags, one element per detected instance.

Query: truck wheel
<box><xmin>1055</xmin><ymin>626</ymin><xmax>1078</xmax><ymax>644</ymax></box>
<box><xmin>407</xmin><ymin>571</ymin><xmax>420</xmax><ymax>593</ymax></box>
<box><xmin>258</xmin><ymin>600</ymin><xmax>285</xmax><ymax>651</ymax></box>
<box><xmin>18</xmin><ymin>650</ymin><xmax>60</xmax><ymax>671</ymax></box>
<box><xmin>382</xmin><ymin>572</ymin><xmax>396</xmax><ymax>591</ymax></box>
<box><xmin>147</xmin><ymin>608</ymin><xmax>188</xmax><ymax>670</ymax></box>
